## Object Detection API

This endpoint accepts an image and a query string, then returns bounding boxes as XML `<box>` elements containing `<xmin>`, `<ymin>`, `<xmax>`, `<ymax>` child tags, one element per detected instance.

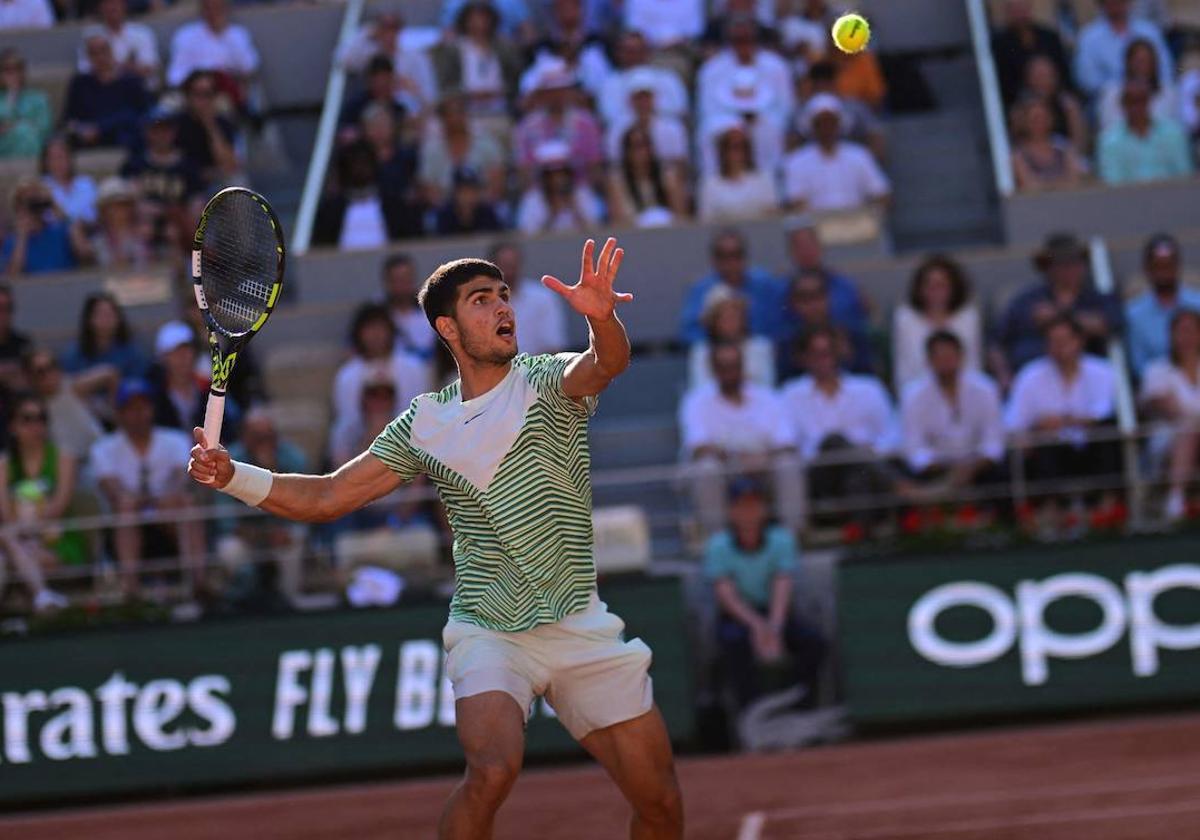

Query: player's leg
<box><xmin>579</xmin><ymin>707</ymin><xmax>683</xmax><ymax>840</ymax></box>
<box><xmin>439</xmin><ymin>691</ymin><xmax>526</xmax><ymax>840</ymax></box>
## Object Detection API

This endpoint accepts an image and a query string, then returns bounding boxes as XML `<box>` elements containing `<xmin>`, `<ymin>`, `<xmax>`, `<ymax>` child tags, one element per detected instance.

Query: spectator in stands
<box><xmin>338</xmin><ymin>56</ymin><xmax>407</xmax><ymax>142</ymax></box>
<box><xmin>435</xmin><ymin>166</ymin><xmax>503</xmax><ymax>236</ymax></box>
<box><xmin>488</xmin><ymin>240</ymin><xmax>566</xmax><ymax>356</ymax></box>
<box><xmin>91</xmin><ymin>378</ymin><xmax>204</xmax><ymax>598</ymax></box>
<box><xmin>1005</xmin><ymin>314</ymin><xmax>1120</xmax><ymax>518</ymax></box>
<box><xmin>78</xmin><ymin>0</ymin><xmax>159</xmax><ymax>86</ymax></box>
<box><xmin>340</xmin><ymin>13</ymin><xmax>439</xmax><ymax>119</ymax></box>
<box><xmin>991</xmin><ymin>0</ymin><xmax>1073</xmax><ymax>108</ymax></box>
<box><xmin>779</xmin><ymin>215</ymin><xmax>871</xmax><ymax>346</ymax></box>
<box><xmin>604</xmin><ymin>71</ymin><xmax>690</xmax><ymax>173</ymax></box>
<box><xmin>176</xmin><ymin>70</ymin><xmax>242</xmax><ymax>189</ymax></box>
<box><xmin>996</xmin><ymin>233</ymin><xmax>1122</xmax><ymax>381</ymax></box>
<box><xmin>0</xmin><ymin>392</ymin><xmax>88</xmax><ymax>576</ymax></box>
<box><xmin>607</xmin><ymin>125</ymin><xmax>689</xmax><ymax>229</ymax></box>
<box><xmin>598</xmin><ymin>30</ymin><xmax>689</xmax><ymax>128</ymax></box>
<box><xmin>623</xmin><ymin>0</ymin><xmax>705</xmax><ymax>50</ymax></box>
<box><xmin>697</xmin><ymin>15</ymin><xmax>792</xmax><ymax>176</ymax></box>
<box><xmin>779</xmin><ymin>270</ymin><xmax>874</xmax><ymax>379</ymax></box>
<box><xmin>442</xmin><ymin>0</ymin><xmax>534</xmax><ymax>44</ymax></box>
<box><xmin>1181</xmin><ymin>55</ymin><xmax>1200</xmax><ymax>142</ymax></box>
<box><xmin>313</xmin><ymin>141</ymin><xmax>421</xmax><ymax>249</ymax></box>
<box><xmin>78</xmin><ymin>177</ymin><xmax>153</xmax><ymax>270</ymax></box>
<box><xmin>900</xmin><ymin>331</ymin><xmax>1006</xmax><ymax>494</ymax></box>
<box><xmin>0</xmin><ymin>0</ymin><xmax>51</xmax><ymax>28</ymax></box>
<box><xmin>380</xmin><ymin>253</ymin><xmax>437</xmax><ymax>359</ymax></box>
<box><xmin>359</xmin><ymin>103</ymin><xmax>419</xmax><ymax>206</ymax></box>
<box><xmin>215</xmin><ymin>405</ymin><xmax>306</xmax><ymax>607</ymax></box>
<box><xmin>1126</xmin><ymin>234</ymin><xmax>1200</xmax><ymax>377</ymax></box>
<box><xmin>1019</xmin><ymin>54</ymin><xmax>1089</xmax><ymax>155</ymax></box>
<box><xmin>431</xmin><ymin>1</ymin><xmax>523</xmax><ymax>123</ymax></box>
<box><xmin>526</xmin><ymin>0</ymin><xmax>612</xmax><ymax>102</ymax></box>
<box><xmin>64</xmin><ymin>34</ymin><xmax>150</xmax><ymax>151</ymax></box>
<box><xmin>418</xmin><ymin>92</ymin><xmax>506</xmax><ymax>212</ymax></box>
<box><xmin>25</xmin><ymin>349</ymin><xmax>104</xmax><ymax>461</ymax></box>
<box><xmin>0</xmin><ymin>284</ymin><xmax>31</xmax><ymax>392</ymax></box>
<box><xmin>782</xmin><ymin>95</ymin><xmax>891</xmax><ymax>214</ymax></box>
<box><xmin>1140</xmin><ymin>308</ymin><xmax>1200</xmax><ymax>520</ymax></box>
<box><xmin>329</xmin><ymin>302</ymin><xmax>430</xmax><ymax>461</ymax></box>
<box><xmin>698</xmin><ymin>123</ymin><xmax>780</xmax><ymax>223</ymax></box>
<box><xmin>513</xmin><ymin>59</ymin><xmax>604</xmax><ymax>189</ymax></box>
<box><xmin>149</xmin><ymin>320</ymin><xmax>212</xmax><ymax>434</ymax></box>
<box><xmin>1</xmin><ymin>179</ymin><xmax>86</xmax><ymax>276</ymax></box>
<box><xmin>1098</xmin><ymin>80</ymin><xmax>1193</xmax><ymax>185</ymax></box>
<box><xmin>893</xmin><ymin>255</ymin><xmax>983</xmax><ymax>390</ymax></box>
<box><xmin>121</xmin><ymin>105</ymin><xmax>203</xmax><ymax>254</ymax></box>
<box><xmin>40</xmin><ymin>135</ymin><xmax>97</xmax><ymax>225</ymax></box>
<box><xmin>688</xmin><ymin>285</ymin><xmax>776</xmax><ymax>390</ymax></box>
<box><xmin>795</xmin><ymin>60</ymin><xmax>886</xmax><ymax>161</ymax></box>
<box><xmin>681</xmin><ymin>229</ymin><xmax>785</xmax><ymax>344</ymax></box>
<box><xmin>0</xmin><ymin>49</ymin><xmax>51</xmax><ymax>160</ymax></box>
<box><xmin>514</xmin><ymin>139</ymin><xmax>604</xmax><ymax>235</ymax></box>
<box><xmin>679</xmin><ymin>342</ymin><xmax>803</xmax><ymax>534</ymax></box>
<box><xmin>166</xmin><ymin>0</ymin><xmax>260</xmax><ymax>103</ymax></box>
<box><xmin>704</xmin><ymin>476</ymin><xmax>826</xmax><ymax>709</ymax></box>
<box><xmin>329</xmin><ymin>367</ymin><xmax>398</xmax><ymax>467</ymax></box>
<box><xmin>62</xmin><ymin>291</ymin><xmax>147</xmax><ymax>381</ymax></box>
<box><xmin>780</xmin><ymin>326</ymin><xmax>901</xmax><ymax>517</ymax></box>
<box><xmin>1075</xmin><ymin>0</ymin><xmax>1173</xmax><ymax>100</ymax></box>
<box><xmin>1099</xmin><ymin>37</ymin><xmax>1179</xmax><ymax>131</ymax></box>
<box><xmin>1010</xmin><ymin>96</ymin><xmax>1090</xmax><ymax>191</ymax></box>
<box><xmin>830</xmin><ymin>40</ymin><xmax>888</xmax><ymax>112</ymax></box>
<box><xmin>777</xmin><ymin>0</ymin><xmax>832</xmax><ymax>70</ymax></box>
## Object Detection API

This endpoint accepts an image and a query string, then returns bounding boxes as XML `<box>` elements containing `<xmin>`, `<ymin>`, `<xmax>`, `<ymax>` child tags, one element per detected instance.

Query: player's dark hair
<box><xmin>909</xmin><ymin>254</ymin><xmax>971</xmax><ymax>314</ymax></box>
<box><xmin>925</xmin><ymin>329</ymin><xmax>963</xmax><ymax>358</ymax></box>
<box><xmin>418</xmin><ymin>258</ymin><xmax>505</xmax><ymax>331</ymax></box>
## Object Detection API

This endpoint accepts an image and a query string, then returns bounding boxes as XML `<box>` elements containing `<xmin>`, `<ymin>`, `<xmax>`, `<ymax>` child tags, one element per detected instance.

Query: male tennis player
<box><xmin>188</xmin><ymin>237</ymin><xmax>683</xmax><ymax>839</ymax></box>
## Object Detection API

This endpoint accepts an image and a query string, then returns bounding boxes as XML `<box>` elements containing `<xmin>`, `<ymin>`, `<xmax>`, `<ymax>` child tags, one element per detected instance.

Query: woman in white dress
<box><xmin>1139</xmin><ymin>309</ymin><xmax>1200</xmax><ymax>521</ymax></box>
<box><xmin>891</xmin><ymin>254</ymin><xmax>982</xmax><ymax>391</ymax></box>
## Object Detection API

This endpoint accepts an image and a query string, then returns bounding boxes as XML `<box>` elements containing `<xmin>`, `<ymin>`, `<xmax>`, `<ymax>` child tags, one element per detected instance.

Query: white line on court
<box><xmin>736</xmin><ymin>810</ymin><xmax>766</xmax><ymax>840</ymax></box>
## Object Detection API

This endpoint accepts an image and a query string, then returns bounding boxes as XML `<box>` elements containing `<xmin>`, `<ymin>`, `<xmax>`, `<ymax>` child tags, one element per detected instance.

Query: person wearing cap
<box><xmin>90</xmin><ymin>378</ymin><xmax>205</xmax><ymax>598</ymax></box>
<box><xmin>681</xmin><ymin>229</ymin><xmax>785</xmax><ymax>344</ymax></box>
<box><xmin>435</xmin><ymin>166</ymin><xmax>504</xmax><ymax>236</ymax></box>
<box><xmin>515</xmin><ymin>138</ymin><xmax>604</xmax><ymax>235</ymax></box>
<box><xmin>796</xmin><ymin>60</ymin><xmax>886</xmax><ymax>160</ymax></box>
<box><xmin>488</xmin><ymin>241</ymin><xmax>567</xmax><ymax>356</ymax></box>
<box><xmin>995</xmin><ymin>232</ymin><xmax>1123</xmax><ymax>381</ymax></box>
<box><xmin>697</xmin><ymin>122</ymin><xmax>781</xmax><ymax>223</ymax></box>
<box><xmin>513</xmin><ymin>57</ymin><xmax>605</xmax><ymax>189</ymax></box>
<box><xmin>703</xmin><ymin>476</ymin><xmax>826</xmax><ymax>710</ymax></box>
<box><xmin>79</xmin><ymin>177</ymin><xmax>152</xmax><ymax>270</ymax></box>
<box><xmin>1</xmin><ymin>178</ymin><xmax>86</xmax><ymax>277</ymax></box>
<box><xmin>1126</xmin><ymin>234</ymin><xmax>1200</xmax><ymax>377</ymax></box>
<box><xmin>1098</xmin><ymin>79</ymin><xmax>1193</xmax><ymax>185</ymax></box>
<box><xmin>150</xmin><ymin>319</ymin><xmax>230</xmax><ymax>437</ymax></box>
<box><xmin>418</xmin><ymin>92</ymin><xmax>506</xmax><ymax>210</ymax></box>
<box><xmin>597</xmin><ymin>30</ymin><xmax>689</xmax><ymax>128</ymax></box>
<box><xmin>77</xmin><ymin>0</ymin><xmax>160</xmax><ymax>85</ymax></box>
<box><xmin>782</xmin><ymin>93</ymin><xmax>891</xmax><ymax>214</ymax></box>
<box><xmin>64</xmin><ymin>34</ymin><xmax>150</xmax><ymax>151</ymax></box>
<box><xmin>679</xmin><ymin>342</ymin><xmax>804</xmax><ymax>534</ymax></box>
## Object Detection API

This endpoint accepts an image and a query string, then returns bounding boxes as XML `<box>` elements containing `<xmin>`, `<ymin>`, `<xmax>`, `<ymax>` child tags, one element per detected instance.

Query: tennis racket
<box><xmin>192</xmin><ymin>186</ymin><xmax>285</xmax><ymax>452</ymax></box>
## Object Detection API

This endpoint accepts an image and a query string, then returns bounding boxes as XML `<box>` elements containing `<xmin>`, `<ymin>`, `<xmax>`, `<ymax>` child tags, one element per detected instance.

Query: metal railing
<box><xmin>965</xmin><ymin>0</ymin><xmax>1015</xmax><ymax>197</ymax></box>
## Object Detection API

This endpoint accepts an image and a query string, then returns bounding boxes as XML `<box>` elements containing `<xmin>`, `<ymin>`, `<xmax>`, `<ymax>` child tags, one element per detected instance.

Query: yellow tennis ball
<box><xmin>832</xmin><ymin>13</ymin><xmax>871</xmax><ymax>54</ymax></box>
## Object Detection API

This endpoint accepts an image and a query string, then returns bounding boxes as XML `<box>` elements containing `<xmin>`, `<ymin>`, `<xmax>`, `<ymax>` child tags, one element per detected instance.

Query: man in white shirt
<box><xmin>696</xmin><ymin>15</ymin><xmax>793</xmax><ymax>175</ymax></box>
<box><xmin>78</xmin><ymin>0</ymin><xmax>160</xmax><ymax>84</ymax></box>
<box><xmin>489</xmin><ymin>240</ymin><xmax>567</xmax><ymax>356</ymax></box>
<box><xmin>167</xmin><ymin>0</ymin><xmax>260</xmax><ymax>91</ymax></box>
<box><xmin>90</xmin><ymin>380</ymin><xmax>206</xmax><ymax>598</ymax></box>
<box><xmin>1005</xmin><ymin>315</ymin><xmax>1121</xmax><ymax>499</ymax></box>
<box><xmin>901</xmin><ymin>331</ymin><xmax>1006</xmax><ymax>493</ymax></box>
<box><xmin>679</xmin><ymin>342</ymin><xmax>803</xmax><ymax>533</ymax></box>
<box><xmin>0</xmin><ymin>0</ymin><xmax>53</xmax><ymax>29</ymax></box>
<box><xmin>624</xmin><ymin>0</ymin><xmax>705</xmax><ymax>49</ymax></box>
<box><xmin>381</xmin><ymin>254</ymin><xmax>438</xmax><ymax>360</ymax></box>
<box><xmin>598</xmin><ymin>30</ymin><xmax>689</xmax><ymax>127</ymax></box>
<box><xmin>782</xmin><ymin>94</ymin><xmax>891</xmax><ymax>213</ymax></box>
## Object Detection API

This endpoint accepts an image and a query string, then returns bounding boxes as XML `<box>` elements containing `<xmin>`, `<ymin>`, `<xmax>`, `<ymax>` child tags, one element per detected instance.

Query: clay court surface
<box><xmin>5</xmin><ymin>712</ymin><xmax>1199</xmax><ymax>839</ymax></box>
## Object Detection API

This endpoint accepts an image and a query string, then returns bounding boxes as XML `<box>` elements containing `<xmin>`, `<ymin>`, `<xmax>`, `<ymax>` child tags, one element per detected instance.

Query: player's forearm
<box><xmin>254</xmin><ymin>471</ymin><xmax>343</xmax><ymax>523</ymax></box>
<box><xmin>585</xmin><ymin>312</ymin><xmax>631</xmax><ymax>380</ymax></box>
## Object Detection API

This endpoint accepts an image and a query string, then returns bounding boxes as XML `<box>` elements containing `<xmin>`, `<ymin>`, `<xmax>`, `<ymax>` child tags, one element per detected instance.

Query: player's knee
<box><xmin>463</xmin><ymin>753</ymin><xmax>521</xmax><ymax>804</ymax></box>
<box><xmin>633</xmin><ymin>772</ymin><xmax>683</xmax><ymax>828</ymax></box>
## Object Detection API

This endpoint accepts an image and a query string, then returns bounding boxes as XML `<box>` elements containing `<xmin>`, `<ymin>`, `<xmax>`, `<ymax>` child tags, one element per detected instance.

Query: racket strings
<box><xmin>200</xmin><ymin>193</ymin><xmax>279</xmax><ymax>336</ymax></box>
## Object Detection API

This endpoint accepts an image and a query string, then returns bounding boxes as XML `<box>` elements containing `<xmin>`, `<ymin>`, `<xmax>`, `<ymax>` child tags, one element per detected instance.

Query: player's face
<box><xmin>450</xmin><ymin>277</ymin><xmax>517</xmax><ymax>365</ymax></box>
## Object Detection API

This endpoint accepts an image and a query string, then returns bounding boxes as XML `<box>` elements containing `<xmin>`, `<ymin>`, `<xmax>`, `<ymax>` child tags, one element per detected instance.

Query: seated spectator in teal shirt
<box><xmin>1126</xmin><ymin>233</ymin><xmax>1200</xmax><ymax>378</ymax></box>
<box><xmin>703</xmin><ymin>477</ymin><xmax>825</xmax><ymax>709</ymax></box>
<box><xmin>1099</xmin><ymin>81</ymin><xmax>1193</xmax><ymax>186</ymax></box>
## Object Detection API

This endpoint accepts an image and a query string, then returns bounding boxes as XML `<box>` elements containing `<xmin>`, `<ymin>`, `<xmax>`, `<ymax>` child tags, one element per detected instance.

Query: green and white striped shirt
<box><xmin>369</xmin><ymin>353</ymin><xmax>597</xmax><ymax>632</ymax></box>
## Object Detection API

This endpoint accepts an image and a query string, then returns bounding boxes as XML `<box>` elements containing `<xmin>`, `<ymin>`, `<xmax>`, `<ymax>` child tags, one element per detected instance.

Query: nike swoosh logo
<box><xmin>464</xmin><ymin>411</ymin><xmax>486</xmax><ymax>425</ymax></box>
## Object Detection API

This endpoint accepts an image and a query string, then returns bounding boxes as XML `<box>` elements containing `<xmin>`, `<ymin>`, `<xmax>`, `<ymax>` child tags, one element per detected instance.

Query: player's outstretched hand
<box><xmin>542</xmin><ymin>237</ymin><xmax>633</xmax><ymax>322</ymax></box>
<box><xmin>188</xmin><ymin>426</ymin><xmax>233</xmax><ymax>488</ymax></box>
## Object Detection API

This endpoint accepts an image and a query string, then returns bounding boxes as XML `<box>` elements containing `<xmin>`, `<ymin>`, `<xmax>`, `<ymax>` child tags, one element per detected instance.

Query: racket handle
<box><xmin>199</xmin><ymin>395</ymin><xmax>226</xmax><ymax>485</ymax></box>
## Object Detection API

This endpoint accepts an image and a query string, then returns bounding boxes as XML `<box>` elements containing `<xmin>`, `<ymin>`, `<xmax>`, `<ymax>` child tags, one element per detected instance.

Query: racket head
<box><xmin>192</xmin><ymin>187</ymin><xmax>285</xmax><ymax>341</ymax></box>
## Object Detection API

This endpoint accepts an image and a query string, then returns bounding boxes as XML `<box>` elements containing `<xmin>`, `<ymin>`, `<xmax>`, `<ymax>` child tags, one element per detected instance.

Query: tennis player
<box><xmin>188</xmin><ymin>237</ymin><xmax>683</xmax><ymax>839</ymax></box>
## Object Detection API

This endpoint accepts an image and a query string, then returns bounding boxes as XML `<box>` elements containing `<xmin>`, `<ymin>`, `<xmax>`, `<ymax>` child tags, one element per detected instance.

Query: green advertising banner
<box><xmin>0</xmin><ymin>577</ymin><xmax>692</xmax><ymax>808</ymax></box>
<box><xmin>838</xmin><ymin>536</ymin><xmax>1200</xmax><ymax>725</ymax></box>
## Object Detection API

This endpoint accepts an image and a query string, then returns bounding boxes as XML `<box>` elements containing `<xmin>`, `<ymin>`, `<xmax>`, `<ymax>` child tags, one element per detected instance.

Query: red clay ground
<box><xmin>4</xmin><ymin>712</ymin><xmax>1200</xmax><ymax>839</ymax></box>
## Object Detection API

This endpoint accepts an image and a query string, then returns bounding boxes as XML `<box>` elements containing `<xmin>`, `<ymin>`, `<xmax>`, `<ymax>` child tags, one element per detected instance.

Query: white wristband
<box><xmin>220</xmin><ymin>461</ymin><xmax>274</xmax><ymax>507</ymax></box>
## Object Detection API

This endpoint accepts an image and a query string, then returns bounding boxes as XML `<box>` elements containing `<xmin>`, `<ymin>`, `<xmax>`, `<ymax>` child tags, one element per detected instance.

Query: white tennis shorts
<box><xmin>442</xmin><ymin>593</ymin><xmax>654</xmax><ymax>740</ymax></box>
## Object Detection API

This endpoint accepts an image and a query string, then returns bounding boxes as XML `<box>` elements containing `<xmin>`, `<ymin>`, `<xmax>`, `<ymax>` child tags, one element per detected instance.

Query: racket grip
<box><xmin>200</xmin><ymin>394</ymin><xmax>226</xmax><ymax>486</ymax></box>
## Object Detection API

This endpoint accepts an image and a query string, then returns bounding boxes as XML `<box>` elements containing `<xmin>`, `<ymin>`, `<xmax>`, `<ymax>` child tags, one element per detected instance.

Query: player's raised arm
<box><xmin>542</xmin><ymin>237</ymin><xmax>633</xmax><ymax>399</ymax></box>
<box><xmin>188</xmin><ymin>428</ymin><xmax>401</xmax><ymax>522</ymax></box>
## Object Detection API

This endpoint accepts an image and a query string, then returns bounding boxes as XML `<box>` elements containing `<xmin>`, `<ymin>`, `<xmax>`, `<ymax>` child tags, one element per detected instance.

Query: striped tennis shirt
<box><xmin>369</xmin><ymin>353</ymin><xmax>598</xmax><ymax>632</ymax></box>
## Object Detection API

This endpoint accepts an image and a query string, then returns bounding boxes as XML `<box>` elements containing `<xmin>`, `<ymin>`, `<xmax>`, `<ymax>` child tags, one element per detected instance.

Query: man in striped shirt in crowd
<box><xmin>188</xmin><ymin>237</ymin><xmax>683</xmax><ymax>839</ymax></box>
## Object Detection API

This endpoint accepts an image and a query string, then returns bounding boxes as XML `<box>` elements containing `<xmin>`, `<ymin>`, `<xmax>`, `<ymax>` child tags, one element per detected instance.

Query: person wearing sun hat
<box><xmin>83</xmin><ymin>175</ymin><xmax>152</xmax><ymax>269</ymax></box>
